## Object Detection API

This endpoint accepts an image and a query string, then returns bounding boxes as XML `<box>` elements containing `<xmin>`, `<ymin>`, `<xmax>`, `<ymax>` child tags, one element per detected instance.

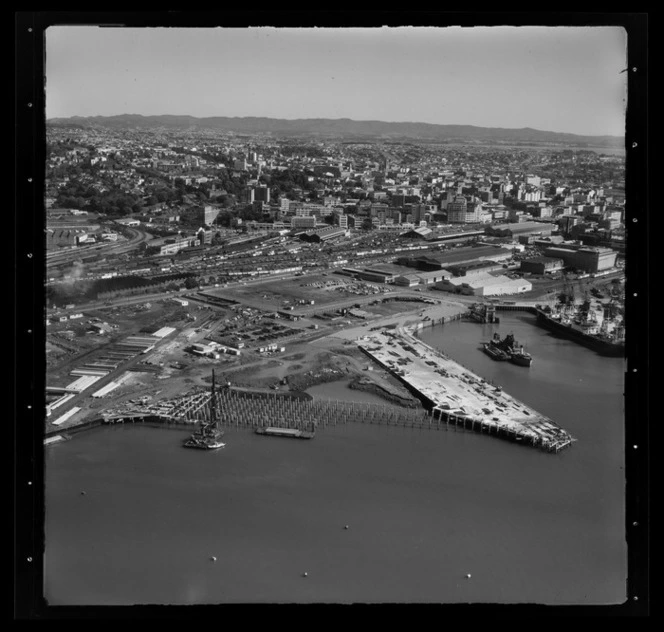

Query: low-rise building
<box><xmin>114</xmin><ymin>218</ymin><xmax>141</xmax><ymax>227</ymax></box>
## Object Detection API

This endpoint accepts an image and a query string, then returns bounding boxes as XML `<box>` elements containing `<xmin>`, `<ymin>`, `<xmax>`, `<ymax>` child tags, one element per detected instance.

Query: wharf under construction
<box><xmin>96</xmin><ymin>367</ymin><xmax>572</xmax><ymax>453</ymax></box>
<box><xmin>356</xmin><ymin>326</ymin><xmax>574</xmax><ymax>453</ymax></box>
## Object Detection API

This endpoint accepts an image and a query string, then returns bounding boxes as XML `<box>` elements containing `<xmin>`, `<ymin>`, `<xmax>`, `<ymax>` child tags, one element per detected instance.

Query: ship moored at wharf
<box><xmin>357</xmin><ymin>327</ymin><xmax>574</xmax><ymax>453</ymax></box>
<box><xmin>534</xmin><ymin>305</ymin><xmax>625</xmax><ymax>357</ymax></box>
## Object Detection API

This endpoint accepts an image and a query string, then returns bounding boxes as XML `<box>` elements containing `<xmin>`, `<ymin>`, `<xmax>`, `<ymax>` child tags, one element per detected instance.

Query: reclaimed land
<box><xmin>348</xmin><ymin>377</ymin><xmax>420</xmax><ymax>408</ymax></box>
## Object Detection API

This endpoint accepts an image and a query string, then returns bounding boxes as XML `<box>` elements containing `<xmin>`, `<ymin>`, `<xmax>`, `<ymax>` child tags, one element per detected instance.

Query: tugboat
<box><xmin>485</xmin><ymin>333</ymin><xmax>533</xmax><ymax>367</ymax></box>
<box><xmin>508</xmin><ymin>345</ymin><xmax>533</xmax><ymax>367</ymax></box>
<box><xmin>183</xmin><ymin>370</ymin><xmax>226</xmax><ymax>450</ymax></box>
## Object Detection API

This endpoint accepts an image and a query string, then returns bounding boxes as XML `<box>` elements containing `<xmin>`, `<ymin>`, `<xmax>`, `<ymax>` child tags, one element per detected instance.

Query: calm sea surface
<box><xmin>44</xmin><ymin>313</ymin><xmax>626</xmax><ymax>605</ymax></box>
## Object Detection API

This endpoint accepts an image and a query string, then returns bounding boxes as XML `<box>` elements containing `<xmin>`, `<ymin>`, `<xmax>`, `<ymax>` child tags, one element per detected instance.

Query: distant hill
<box><xmin>47</xmin><ymin>114</ymin><xmax>624</xmax><ymax>147</ymax></box>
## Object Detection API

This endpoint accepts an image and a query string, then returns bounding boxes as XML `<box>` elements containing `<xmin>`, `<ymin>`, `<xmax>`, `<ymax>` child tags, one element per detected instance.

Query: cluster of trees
<box><xmin>237</xmin><ymin>205</ymin><xmax>268</xmax><ymax>223</ymax></box>
<box><xmin>144</xmin><ymin>184</ymin><xmax>179</xmax><ymax>206</ymax></box>
<box><xmin>56</xmin><ymin>182</ymin><xmax>144</xmax><ymax>216</ymax></box>
<box><xmin>264</xmin><ymin>169</ymin><xmax>316</xmax><ymax>199</ymax></box>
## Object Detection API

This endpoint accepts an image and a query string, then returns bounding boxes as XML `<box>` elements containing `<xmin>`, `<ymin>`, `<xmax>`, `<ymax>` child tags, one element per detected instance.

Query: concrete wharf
<box><xmin>356</xmin><ymin>326</ymin><xmax>574</xmax><ymax>453</ymax></box>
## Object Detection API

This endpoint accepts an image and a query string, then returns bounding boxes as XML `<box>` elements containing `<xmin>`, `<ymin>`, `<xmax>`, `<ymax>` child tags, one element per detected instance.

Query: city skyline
<box><xmin>45</xmin><ymin>26</ymin><xmax>627</xmax><ymax>137</ymax></box>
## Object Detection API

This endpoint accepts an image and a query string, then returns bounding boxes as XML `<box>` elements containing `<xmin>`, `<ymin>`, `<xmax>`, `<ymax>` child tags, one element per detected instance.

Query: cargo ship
<box><xmin>183</xmin><ymin>370</ymin><xmax>225</xmax><ymax>450</ymax></box>
<box><xmin>484</xmin><ymin>333</ymin><xmax>533</xmax><ymax>367</ymax></box>
<box><xmin>482</xmin><ymin>342</ymin><xmax>510</xmax><ymax>361</ymax></box>
<box><xmin>534</xmin><ymin>303</ymin><xmax>624</xmax><ymax>357</ymax></box>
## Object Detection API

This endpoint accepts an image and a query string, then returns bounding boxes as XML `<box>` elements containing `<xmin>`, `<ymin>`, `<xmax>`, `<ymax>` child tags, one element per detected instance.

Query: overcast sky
<box><xmin>45</xmin><ymin>26</ymin><xmax>627</xmax><ymax>136</ymax></box>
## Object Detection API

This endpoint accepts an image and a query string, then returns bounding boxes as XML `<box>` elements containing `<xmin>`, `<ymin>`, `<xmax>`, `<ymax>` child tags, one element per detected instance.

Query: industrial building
<box><xmin>396</xmin><ymin>245</ymin><xmax>513</xmax><ymax>271</ymax></box>
<box><xmin>542</xmin><ymin>245</ymin><xmax>617</xmax><ymax>273</ymax></box>
<box><xmin>351</xmin><ymin>269</ymin><xmax>396</xmax><ymax>284</ymax></box>
<box><xmin>436</xmin><ymin>273</ymin><xmax>532</xmax><ymax>297</ymax></box>
<box><xmin>519</xmin><ymin>256</ymin><xmax>565</xmax><ymax>275</ymax></box>
<box><xmin>485</xmin><ymin>221</ymin><xmax>555</xmax><ymax>238</ymax></box>
<box><xmin>299</xmin><ymin>226</ymin><xmax>347</xmax><ymax>243</ymax></box>
<box><xmin>393</xmin><ymin>274</ymin><xmax>424</xmax><ymax>287</ymax></box>
<box><xmin>356</xmin><ymin>265</ymin><xmax>409</xmax><ymax>284</ymax></box>
<box><xmin>45</xmin><ymin>228</ymin><xmax>88</xmax><ymax>249</ymax></box>
<box><xmin>153</xmin><ymin>235</ymin><xmax>198</xmax><ymax>255</ymax></box>
<box><xmin>446</xmin><ymin>261</ymin><xmax>505</xmax><ymax>277</ymax></box>
<box><xmin>394</xmin><ymin>270</ymin><xmax>452</xmax><ymax>287</ymax></box>
<box><xmin>400</xmin><ymin>226</ymin><xmax>433</xmax><ymax>239</ymax></box>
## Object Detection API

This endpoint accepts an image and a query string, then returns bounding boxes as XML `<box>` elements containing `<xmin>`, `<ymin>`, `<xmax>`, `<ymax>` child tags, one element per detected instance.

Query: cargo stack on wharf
<box><xmin>356</xmin><ymin>326</ymin><xmax>575</xmax><ymax>453</ymax></box>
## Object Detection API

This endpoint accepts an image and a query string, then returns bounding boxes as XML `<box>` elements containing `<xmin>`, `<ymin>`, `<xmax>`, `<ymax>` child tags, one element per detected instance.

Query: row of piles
<box><xmin>179</xmin><ymin>388</ymin><xmax>572</xmax><ymax>452</ymax></box>
<box><xmin>190</xmin><ymin>390</ymin><xmax>432</xmax><ymax>430</ymax></box>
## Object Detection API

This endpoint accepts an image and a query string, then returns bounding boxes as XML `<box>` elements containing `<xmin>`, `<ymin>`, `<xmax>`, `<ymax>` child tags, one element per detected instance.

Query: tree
<box><xmin>184</xmin><ymin>277</ymin><xmax>199</xmax><ymax>290</ymax></box>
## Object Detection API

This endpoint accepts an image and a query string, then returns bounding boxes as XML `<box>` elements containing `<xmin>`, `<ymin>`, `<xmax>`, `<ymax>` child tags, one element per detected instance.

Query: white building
<box><xmin>437</xmin><ymin>273</ymin><xmax>532</xmax><ymax>297</ymax></box>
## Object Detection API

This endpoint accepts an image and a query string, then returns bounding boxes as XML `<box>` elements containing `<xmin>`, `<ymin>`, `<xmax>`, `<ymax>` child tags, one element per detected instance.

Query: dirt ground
<box><xmin>46</xmin><ymin>285</ymin><xmax>466</xmax><ymax>429</ymax></box>
<box><xmin>209</xmin><ymin>274</ymin><xmax>392</xmax><ymax>311</ymax></box>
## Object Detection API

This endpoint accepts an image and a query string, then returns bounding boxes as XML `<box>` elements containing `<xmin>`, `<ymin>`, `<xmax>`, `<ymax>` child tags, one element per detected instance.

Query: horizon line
<box><xmin>46</xmin><ymin>113</ymin><xmax>624</xmax><ymax>139</ymax></box>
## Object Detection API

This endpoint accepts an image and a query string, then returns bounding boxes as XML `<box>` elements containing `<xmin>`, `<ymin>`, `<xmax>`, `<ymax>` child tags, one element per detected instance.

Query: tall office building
<box><xmin>250</xmin><ymin>187</ymin><xmax>270</xmax><ymax>204</ymax></box>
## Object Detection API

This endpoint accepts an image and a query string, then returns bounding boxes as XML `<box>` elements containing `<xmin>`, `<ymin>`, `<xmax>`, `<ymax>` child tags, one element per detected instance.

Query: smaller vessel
<box><xmin>509</xmin><ymin>347</ymin><xmax>533</xmax><ymax>367</ymax></box>
<box><xmin>184</xmin><ymin>370</ymin><xmax>225</xmax><ymax>450</ymax></box>
<box><xmin>255</xmin><ymin>424</ymin><xmax>315</xmax><ymax>440</ymax></box>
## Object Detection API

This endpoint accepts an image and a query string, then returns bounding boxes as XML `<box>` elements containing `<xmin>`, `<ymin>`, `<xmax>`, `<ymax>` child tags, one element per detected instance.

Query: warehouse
<box><xmin>446</xmin><ymin>261</ymin><xmax>505</xmax><ymax>277</ymax></box>
<box><xmin>399</xmin><ymin>226</ymin><xmax>433</xmax><ymax>239</ymax></box>
<box><xmin>45</xmin><ymin>228</ymin><xmax>88</xmax><ymax>250</ymax></box>
<box><xmin>394</xmin><ymin>273</ymin><xmax>423</xmax><ymax>287</ymax></box>
<box><xmin>542</xmin><ymin>245</ymin><xmax>617</xmax><ymax>273</ymax></box>
<box><xmin>396</xmin><ymin>245</ymin><xmax>513</xmax><ymax>271</ymax></box>
<box><xmin>519</xmin><ymin>256</ymin><xmax>565</xmax><ymax>275</ymax></box>
<box><xmin>354</xmin><ymin>269</ymin><xmax>395</xmax><ymax>284</ymax></box>
<box><xmin>485</xmin><ymin>221</ymin><xmax>555</xmax><ymax>238</ymax></box>
<box><xmin>394</xmin><ymin>270</ymin><xmax>452</xmax><ymax>287</ymax></box>
<box><xmin>436</xmin><ymin>273</ymin><xmax>532</xmax><ymax>297</ymax></box>
<box><xmin>357</xmin><ymin>265</ymin><xmax>407</xmax><ymax>284</ymax></box>
<box><xmin>299</xmin><ymin>226</ymin><xmax>347</xmax><ymax>243</ymax></box>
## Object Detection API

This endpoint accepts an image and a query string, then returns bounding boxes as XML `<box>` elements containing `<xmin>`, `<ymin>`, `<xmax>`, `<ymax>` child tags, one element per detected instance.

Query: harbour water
<box><xmin>44</xmin><ymin>313</ymin><xmax>626</xmax><ymax>605</ymax></box>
